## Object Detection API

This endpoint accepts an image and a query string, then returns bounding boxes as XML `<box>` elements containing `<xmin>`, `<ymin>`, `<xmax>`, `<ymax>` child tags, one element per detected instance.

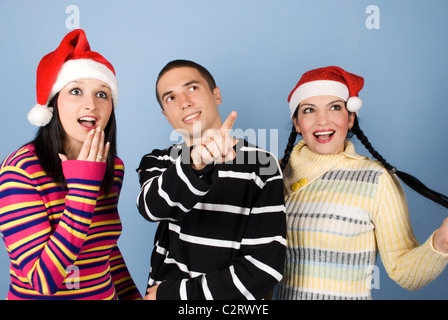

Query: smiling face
<box><xmin>293</xmin><ymin>95</ymin><xmax>355</xmax><ymax>155</ymax></box>
<box><xmin>57</xmin><ymin>79</ymin><xmax>113</xmax><ymax>157</ymax></box>
<box><xmin>157</xmin><ymin>67</ymin><xmax>222</xmax><ymax>146</ymax></box>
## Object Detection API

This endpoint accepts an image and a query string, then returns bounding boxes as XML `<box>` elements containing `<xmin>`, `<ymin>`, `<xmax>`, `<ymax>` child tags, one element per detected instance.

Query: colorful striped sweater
<box><xmin>0</xmin><ymin>144</ymin><xmax>141</xmax><ymax>300</ymax></box>
<box><xmin>275</xmin><ymin>140</ymin><xmax>448</xmax><ymax>300</ymax></box>
<box><xmin>136</xmin><ymin>139</ymin><xmax>286</xmax><ymax>300</ymax></box>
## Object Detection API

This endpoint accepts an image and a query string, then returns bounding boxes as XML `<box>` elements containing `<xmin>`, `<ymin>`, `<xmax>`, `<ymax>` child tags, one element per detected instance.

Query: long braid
<box><xmin>351</xmin><ymin>117</ymin><xmax>395</xmax><ymax>171</ymax></box>
<box><xmin>352</xmin><ymin>117</ymin><xmax>448</xmax><ymax>210</ymax></box>
<box><xmin>280</xmin><ymin>124</ymin><xmax>298</xmax><ymax>171</ymax></box>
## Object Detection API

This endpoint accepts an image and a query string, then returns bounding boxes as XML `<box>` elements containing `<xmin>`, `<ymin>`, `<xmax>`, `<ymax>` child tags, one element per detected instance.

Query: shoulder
<box><xmin>114</xmin><ymin>156</ymin><xmax>124</xmax><ymax>169</ymax></box>
<box><xmin>234</xmin><ymin>139</ymin><xmax>283</xmax><ymax>180</ymax></box>
<box><xmin>345</xmin><ymin>155</ymin><xmax>405</xmax><ymax>200</ymax></box>
<box><xmin>143</xmin><ymin>144</ymin><xmax>181</xmax><ymax>160</ymax></box>
<box><xmin>236</xmin><ymin>140</ymin><xmax>274</xmax><ymax>157</ymax></box>
<box><xmin>343</xmin><ymin>141</ymin><xmax>389</xmax><ymax>178</ymax></box>
<box><xmin>1</xmin><ymin>144</ymin><xmax>41</xmax><ymax>175</ymax></box>
<box><xmin>137</xmin><ymin>144</ymin><xmax>183</xmax><ymax>170</ymax></box>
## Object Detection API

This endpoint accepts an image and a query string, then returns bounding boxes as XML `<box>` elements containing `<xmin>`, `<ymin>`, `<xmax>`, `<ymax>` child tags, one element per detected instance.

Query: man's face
<box><xmin>157</xmin><ymin>67</ymin><xmax>222</xmax><ymax>146</ymax></box>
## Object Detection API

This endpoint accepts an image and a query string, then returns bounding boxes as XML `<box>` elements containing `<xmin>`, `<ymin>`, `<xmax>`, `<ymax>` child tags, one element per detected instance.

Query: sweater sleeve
<box><xmin>0</xmin><ymin>160</ymin><xmax>105</xmax><ymax>295</ymax></box>
<box><xmin>373</xmin><ymin>172</ymin><xmax>448</xmax><ymax>290</ymax></box>
<box><xmin>136</xmin><ymin>147</ymin><xmax>218</xmax><ymax>222</ymax></box>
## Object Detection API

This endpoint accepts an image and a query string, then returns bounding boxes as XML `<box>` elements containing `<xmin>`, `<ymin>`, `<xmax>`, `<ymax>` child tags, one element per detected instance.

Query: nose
<box><xmin>315</xmin><ymin>109</ymin><xmax>330</xmax><ymax>126</ymax></box>
<box><xmin>178</xmin><ymin>93</ymin><xmax>192</xmax><ymax>110</ymax></box>
<box><xmin>82</xmin><ymin>93</ymin><xmax>98</xmax><ymax>111</ymax></box>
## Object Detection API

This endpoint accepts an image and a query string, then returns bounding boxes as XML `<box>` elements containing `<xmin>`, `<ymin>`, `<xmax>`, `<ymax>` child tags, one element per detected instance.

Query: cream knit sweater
<box><xmin>275</xmin><ymin>140</ymin><xmax>447</xmax><ymax>300</ymax></box>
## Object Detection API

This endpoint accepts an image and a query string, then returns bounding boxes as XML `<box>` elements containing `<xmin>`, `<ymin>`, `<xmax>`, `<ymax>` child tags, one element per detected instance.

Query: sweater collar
<box><xmin>284</xmin><ymin>139</ymin><xmax>366</xmax><ymax>196</ymax></box>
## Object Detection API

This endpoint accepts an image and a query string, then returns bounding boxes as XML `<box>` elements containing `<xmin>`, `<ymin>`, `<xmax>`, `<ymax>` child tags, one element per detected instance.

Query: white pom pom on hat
<box><xmin>28</xmin><ymin>29</ymin><xmax>118</xmax><ymax>127</ymax></box>
<box><xmin>287</xmin><ymin>66</ymin><xmax>364</xmax><ymax>118</ymax></box>
<box><xmin>346</xmin><ymin>96</ymin><xmax>362</xmax><ymax>113</ymax></box>
<box><xmin>27</xmin><ymin>104</ymin><xmax>54</xmax><ymax>127</ymax></box>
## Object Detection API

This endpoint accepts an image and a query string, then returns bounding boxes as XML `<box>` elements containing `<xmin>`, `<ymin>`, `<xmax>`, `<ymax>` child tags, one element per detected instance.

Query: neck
<box><xmin>63</xmin><ymin>141</ymin><xmax>81</xmax><ymax>160</ymax></box>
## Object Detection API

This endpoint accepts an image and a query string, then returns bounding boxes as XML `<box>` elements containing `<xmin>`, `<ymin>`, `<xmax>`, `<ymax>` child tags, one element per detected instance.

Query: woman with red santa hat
<box><xmin>0</xmin><ymin>29</ymin><xmax>141</xmax><ymax>300</ymax></box>
<box><xmin>275</xmin><ymin>66</ymin><xmax>448</xmax><ymax>300</ymax></box>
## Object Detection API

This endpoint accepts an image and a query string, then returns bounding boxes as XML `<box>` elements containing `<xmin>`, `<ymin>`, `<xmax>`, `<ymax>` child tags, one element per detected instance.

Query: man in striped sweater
<box><xmin>136</xmin><ymin>60</ymin><xmax>286</xmax><ymax>300</ymax></box>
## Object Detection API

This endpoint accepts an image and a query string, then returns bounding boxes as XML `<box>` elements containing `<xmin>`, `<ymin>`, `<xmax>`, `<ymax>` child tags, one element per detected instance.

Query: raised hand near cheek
<box><xmin>79</xmin><ymin>127</ymin><xmax>110</xmax><ymax>162</ymax></box>
<box><xmin>58</xmin><ymin>127</ymin><xmax>110</xmax><ymax>163</ymax></box>
<box><xmin>191</xmin><ymin>111</ymin><xmax>237</xmax><ymax>170</ymax></box>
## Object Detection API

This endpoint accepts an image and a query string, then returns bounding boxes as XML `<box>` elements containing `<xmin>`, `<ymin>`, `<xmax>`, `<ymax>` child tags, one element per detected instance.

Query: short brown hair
<box><xmin>155</xmin><ymin>59</ymin><xmax>217</xmax><ymax>108</ymax></box>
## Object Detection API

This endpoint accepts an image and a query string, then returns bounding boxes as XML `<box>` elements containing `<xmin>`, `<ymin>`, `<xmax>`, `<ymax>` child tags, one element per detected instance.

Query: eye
<box><xmin>330</xmin><ymin>104</ymin><xmax>343</xmax><ymax>111</ymax></box>
<box><xmin>188</xmin><ymin>85</ymin><xmax>198</xmax><ymax>92</ymax></box>
<box><xmin>70</xmin><ymin>88</ymin><xmax>82</xmax><ymax>95</ymax></box>
<box><xmin>302</xmin><ymin>107</ymin><xmax>314</xmax><ymax>114</ymax></box>
<box><xmin>166</xmin><ymin>95</ymin><xmax>175</xmax><ymax>103</ymax></box>
<box><xmin>96</xmin><ymin>91</ymin><xmax>108</xmax><ymax>99</ymax></box>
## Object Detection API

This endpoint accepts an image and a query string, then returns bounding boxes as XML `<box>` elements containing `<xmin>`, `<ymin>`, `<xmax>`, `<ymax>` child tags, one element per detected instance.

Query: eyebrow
<box><xmin>70</xmin><ymin>80</ymin><xmax>111</xmax><ymax>90</ymax></box>
<box><xmin>300</xmin><ymin>99</ymin><xmax>345</xmax><ymax>108</ymax></box>
<box><xmin>160</xmin><ymin>80</ymin><xmax>200</xmax><ymax>101</ymax></box>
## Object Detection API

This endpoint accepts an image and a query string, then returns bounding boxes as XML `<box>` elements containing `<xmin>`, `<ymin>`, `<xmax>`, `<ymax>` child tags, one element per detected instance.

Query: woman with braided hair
<box><xmin>274</xmin><ymin>66</ymin><xmax>448</xmax><ymax>300</ymax></box>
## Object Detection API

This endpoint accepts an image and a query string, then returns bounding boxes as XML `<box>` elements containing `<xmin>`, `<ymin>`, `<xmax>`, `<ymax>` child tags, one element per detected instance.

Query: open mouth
<box><xmin>78</xmin><ymin>116</ymin><xmax>97</xmax><ymax>129</ymax></box>
<box><xmin>314</xmin><ymin>130</ymin><xmax>335</xmax><ymax>141</ymax></box>
<box><xmin>183</xmin><ymin>111</ymin><xmax>201</xmax><ymax>123</ymax></box>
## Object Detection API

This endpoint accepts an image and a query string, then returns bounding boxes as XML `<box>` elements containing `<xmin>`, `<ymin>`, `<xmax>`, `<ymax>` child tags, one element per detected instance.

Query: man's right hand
<box><xmin>190</xmin><ymin>111</ymin><xmax>237</xmax><ymax>170</ymax></box>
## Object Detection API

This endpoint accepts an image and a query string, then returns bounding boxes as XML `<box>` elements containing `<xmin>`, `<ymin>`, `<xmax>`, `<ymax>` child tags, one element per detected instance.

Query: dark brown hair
<box><xmin>155</xmin><ymin>59</ymin><xmax>217</xmax><ymax>108</ymax></box>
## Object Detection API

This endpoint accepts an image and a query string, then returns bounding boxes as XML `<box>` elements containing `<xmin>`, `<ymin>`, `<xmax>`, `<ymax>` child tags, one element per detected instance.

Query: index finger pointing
<box><xmin>220</xmin><ymin>111</ymin><xmax>237</xmax><ymax>134</ymax></box>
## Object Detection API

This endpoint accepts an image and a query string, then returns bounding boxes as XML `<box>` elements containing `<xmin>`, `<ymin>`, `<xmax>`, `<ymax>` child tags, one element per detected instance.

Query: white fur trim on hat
<box><xmin>27</xmin><ymin>104</ymin><xmax>54</xmax><ymax>127</ymax></box>
<box><xmin>48</xmin><ymin>58</ymin><xmax>119</xmax><ymax>106</ymax></box>
<box><xmin>289</xmin><ymin>80</ymin><xmax>349</xmax><ymax>118</ymax></box>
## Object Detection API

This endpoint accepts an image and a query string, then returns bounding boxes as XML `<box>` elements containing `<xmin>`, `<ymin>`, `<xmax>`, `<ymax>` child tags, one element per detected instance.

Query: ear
<box><xmin>292</xmin><ymin>116</ymin><xmax>301</xmax><ymax>135</ymax></box>
<box><xmin>348</xmin><ymin>112</ymin><xmax>355</xmax><ymax>129</ymax></box>
<box><xmin>161</xmin><ymin>109</ymin><xmax>171</xmax><ymax>122</ymax></box>
<box><xmin>213</xmin><ymin>87</ymin><xmax>222</xmax><ymax>105</ymax></box>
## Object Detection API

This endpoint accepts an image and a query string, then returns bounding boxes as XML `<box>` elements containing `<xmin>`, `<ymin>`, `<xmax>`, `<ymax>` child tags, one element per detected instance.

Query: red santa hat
<box><xmin>27</xmin><ymin>29</ymin><xmax>118</xmax><ymax>127</ymax></box>
<box><xmin>287</xmin><ymin>66</ymin><xmax>364</xmax><ymax>118</ymax></box>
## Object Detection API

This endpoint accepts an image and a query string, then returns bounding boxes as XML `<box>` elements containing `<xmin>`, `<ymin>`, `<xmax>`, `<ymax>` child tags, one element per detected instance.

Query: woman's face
<box><xmin>293</xmin><ymin>95</ymin><xmax>355</xmax><ymax>155</ymax></box>
<box><xmin>57</xmin><ymin>79</ymin><xmax>113</xmax><ymax>155</ymax></box>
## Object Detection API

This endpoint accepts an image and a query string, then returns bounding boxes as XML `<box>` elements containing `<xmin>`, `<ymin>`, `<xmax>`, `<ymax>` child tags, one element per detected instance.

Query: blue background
<box><xmin>0</xmin><ymin>0</ymin><xmax>447</xmax><ymax>300</ymax></box>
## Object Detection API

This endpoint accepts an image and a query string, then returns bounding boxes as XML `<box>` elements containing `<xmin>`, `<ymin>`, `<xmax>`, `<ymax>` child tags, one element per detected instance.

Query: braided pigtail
<box><xmin>280</xmin><ymin>124</ymin><xmax>298</xmax><ymax>171</ymax></box>
<box><xmin>352</xmin><ymin>117</ymin><xmax>448</xmax><ymax>210</ymax></box>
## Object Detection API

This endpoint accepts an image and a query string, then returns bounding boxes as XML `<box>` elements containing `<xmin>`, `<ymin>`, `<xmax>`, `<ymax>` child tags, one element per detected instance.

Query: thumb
<box><xmin>58</xmin><ymin>153</ymin><xmax>68</xmax><ymax>162</ymax></box>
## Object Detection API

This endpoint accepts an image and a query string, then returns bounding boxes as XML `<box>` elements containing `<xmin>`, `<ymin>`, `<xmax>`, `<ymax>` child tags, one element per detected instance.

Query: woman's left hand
<box><xmin>434</xmin><ymin>217</ymin><xmax>448</xmax><ymax>254</ymax></box>
<box><xmin>59</xmin><ymin>127</ymin><xmax>110</xmax><ymax>162</ymax></box>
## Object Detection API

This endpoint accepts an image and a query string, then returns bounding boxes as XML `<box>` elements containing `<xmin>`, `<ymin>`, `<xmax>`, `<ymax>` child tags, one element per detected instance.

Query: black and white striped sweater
<box><xmin>136</xmin><ymin>139</ymin><xmax>286</xmax><ymax>300</ymax></box>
